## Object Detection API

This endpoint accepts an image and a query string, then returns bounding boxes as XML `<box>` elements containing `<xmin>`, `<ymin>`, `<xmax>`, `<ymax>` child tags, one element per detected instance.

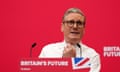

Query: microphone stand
<box><xmin>77</xmin><ymin>43</ymin><xmax>82</xmax><ymax>57</ymax></box>
<box><xmin>30</xmin><ymin>43</ymin><xmax>37</xmax><ymax>57</ymax></box>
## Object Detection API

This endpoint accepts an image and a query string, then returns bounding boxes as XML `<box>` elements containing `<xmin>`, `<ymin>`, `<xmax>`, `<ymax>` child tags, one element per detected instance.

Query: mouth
<box><xmin>70</xmin><ymin>32</ymin><xmax>80</xmax><ymax>34</ymax></box>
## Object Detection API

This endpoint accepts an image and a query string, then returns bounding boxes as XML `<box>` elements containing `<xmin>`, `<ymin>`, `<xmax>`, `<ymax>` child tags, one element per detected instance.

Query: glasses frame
<box><xmin>63</xmin><ymin>20</ymin><xmax>85</xmax><ymax>28</ymax></box>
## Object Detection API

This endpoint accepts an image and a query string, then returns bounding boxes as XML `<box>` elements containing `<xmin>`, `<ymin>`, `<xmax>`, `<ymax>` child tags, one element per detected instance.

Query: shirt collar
<box><xmin>62</xmin><ymin>40</ymin><xmax>83</xmax><ymax>47</ymax></box>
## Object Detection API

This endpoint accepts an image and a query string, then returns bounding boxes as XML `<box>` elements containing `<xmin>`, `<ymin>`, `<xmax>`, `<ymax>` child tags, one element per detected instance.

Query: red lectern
<box><xmin>20</xmin><ymin>58</ymin><xmax>90</xmax><ymax>72</ymax></box>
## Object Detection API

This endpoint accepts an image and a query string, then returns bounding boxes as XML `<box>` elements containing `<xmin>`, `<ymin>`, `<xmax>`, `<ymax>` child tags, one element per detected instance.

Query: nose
<box><xmin>73</xmin><ymin>23</ymin><xmax>78</xmax><ymax>28</ymax></box>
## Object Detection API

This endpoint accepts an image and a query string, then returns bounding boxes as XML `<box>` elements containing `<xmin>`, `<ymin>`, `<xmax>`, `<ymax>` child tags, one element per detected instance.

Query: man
<box><xmin>39</xmin><ymin>8</ymin><xmax>101</xmax><ymax>72</ymax></box>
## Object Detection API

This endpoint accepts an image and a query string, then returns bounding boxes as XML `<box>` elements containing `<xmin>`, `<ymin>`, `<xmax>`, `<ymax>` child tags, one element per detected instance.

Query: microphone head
<box><xmin>77</xmin><ymin>43</ymin><xmax>81</xmax><ymax>48</ymax></box>
<box><xmin>32</xmin><ymin>42</ymin><xmax>37</xmax><ymax>48</ymax></box>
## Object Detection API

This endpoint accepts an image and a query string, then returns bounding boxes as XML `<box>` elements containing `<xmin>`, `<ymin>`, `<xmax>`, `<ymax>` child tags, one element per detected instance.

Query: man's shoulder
<box><xmin>82</xmin><ymin>43</ymin><xmax>99</xmax><ymax>56</ymax></box>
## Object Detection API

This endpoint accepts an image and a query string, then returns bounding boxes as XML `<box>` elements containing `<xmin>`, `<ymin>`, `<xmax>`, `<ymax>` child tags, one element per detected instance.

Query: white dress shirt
<box><xmin>39</xmin><ymin>41</ymin><xmax>101</xmax><ymax>72</ymax></box>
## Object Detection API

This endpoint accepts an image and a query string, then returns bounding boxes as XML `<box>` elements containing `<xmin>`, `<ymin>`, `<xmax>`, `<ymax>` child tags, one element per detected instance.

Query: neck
<box><xmin>65</xmin><ymin>38</ymin><xmax>80</xmax><ymax>45</ymax></box>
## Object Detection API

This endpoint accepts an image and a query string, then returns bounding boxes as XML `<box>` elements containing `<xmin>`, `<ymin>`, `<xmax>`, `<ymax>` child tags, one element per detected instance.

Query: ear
<box><xmin>61</xmin><ymin>23</ymin><xmax>64</xmax><ymax>32</ymax></box>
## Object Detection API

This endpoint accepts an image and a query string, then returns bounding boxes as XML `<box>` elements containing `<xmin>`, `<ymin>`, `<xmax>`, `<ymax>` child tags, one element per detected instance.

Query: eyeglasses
<box><xmin>63</xmin><ymin>20</ymin><xmax>85</xmax><ymax>28</ymax></box>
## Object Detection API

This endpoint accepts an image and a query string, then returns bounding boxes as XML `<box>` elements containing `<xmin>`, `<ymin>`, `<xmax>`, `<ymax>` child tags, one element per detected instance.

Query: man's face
<box><xmin>61</xmin><ymin>13</ymin><xmax>85</xmax><ymax>43</ymax></box>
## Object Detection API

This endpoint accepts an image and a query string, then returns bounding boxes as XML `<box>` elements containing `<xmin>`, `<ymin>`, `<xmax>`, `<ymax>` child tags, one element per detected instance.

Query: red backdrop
<box><xmin>0</xmin><ymin>0</ymin><xmax>120</xmax><ymax>72</ymax></box>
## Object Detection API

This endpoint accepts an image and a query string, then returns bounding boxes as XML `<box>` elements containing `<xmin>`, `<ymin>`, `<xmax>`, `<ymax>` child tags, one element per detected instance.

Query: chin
<box><xmin>69</xmin><ymin>36</ymin><xmax>80</xmax><ymax>40</ymax></box>
<box><xmin>69</xmin><ymin>35</ymin><xmax>80</xmax><ymax>38</ymax></box>
<box><xmin>68</xmin><ymin>38</ymin><xmax>80</xmax><ymax>44</ymax></box>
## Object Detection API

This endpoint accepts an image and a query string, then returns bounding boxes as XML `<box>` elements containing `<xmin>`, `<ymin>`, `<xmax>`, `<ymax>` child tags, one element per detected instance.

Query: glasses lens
<box><xmin>64</xmin><ymin>20</ymin><xmax>84</xmax><ymax>27</ymax></box>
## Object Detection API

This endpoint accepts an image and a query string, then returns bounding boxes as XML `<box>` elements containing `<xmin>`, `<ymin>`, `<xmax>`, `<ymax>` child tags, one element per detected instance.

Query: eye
<box><xmin>68</xmin><ymin>20</ymin><xmax>74</xmax><ymax>24</ymax></box>
<box><xmin>76</xmin><ymin>21</ymin><xmax>82</xmax><ymax>25</ymax></box>
<box><xmin>66</xmin><ymin>21</ymin><xmax>74</xmax><ymax>26</ymax></box>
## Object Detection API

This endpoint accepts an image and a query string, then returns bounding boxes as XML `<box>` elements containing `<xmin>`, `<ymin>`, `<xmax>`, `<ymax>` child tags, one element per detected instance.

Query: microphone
<box><xmin>77</xmin><ymin>43</ymin><xmax>81</xmax><ymax>48</ymax></box>
<box><xmin>77</xmin><ymin>43</ymin><xmax>82</xmax><ymax>57</ymax></box>
<box><xmin>30</xmin><ymin>42</ymin><xmax>37</xmax><ymax>57</ymax></box>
